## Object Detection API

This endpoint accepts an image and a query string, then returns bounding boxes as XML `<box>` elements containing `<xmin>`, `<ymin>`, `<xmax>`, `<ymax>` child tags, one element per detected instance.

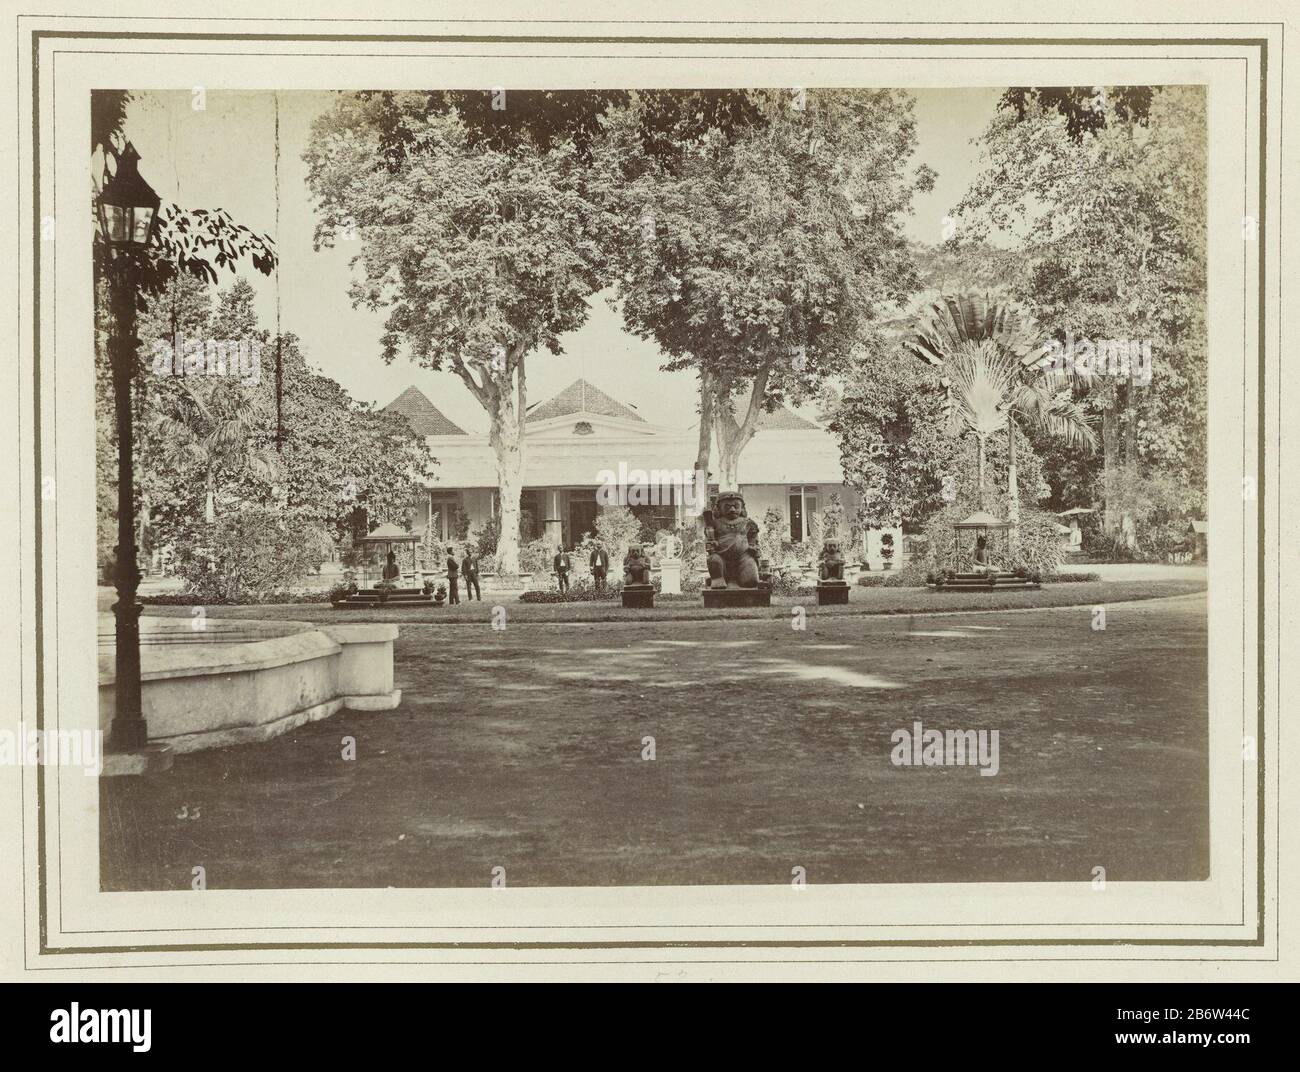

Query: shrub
<box><xmin>879</xmin><ymin>531</ymin><xmax>896</xmax><ymax>568</ymax></box>
<box><xmin>904</xmin><ymin>502</ymin><xmax>1064</xmax><ymax>578</ymax></box>
<box><xmin>1008</xmin><ymin>507</ymin><xmax>1066</xmax><ymax>575</ymax></box>
<box><xmin>521</xmin><ymin>577</ymin><xmax>621</xmax><ymax>603</ymax></box>
<box><xmin>768</xmin><ymin>570</ymin><xmax>813</xmax><ymax>597</ymax></box>
<box><xmin>171</xmin><ymin>507</ymin><xmax>334</xmax><ymax>603</ymax></box>
<box><xmin>518</xmin><ymin>536</ymin><xmax>555</xmax><ymax>576</ymax></box>
<box><xmin>1042</xmin><ymin>570</ymin><xmax>1100</xmax><ymax>583</ymax></box>
<box><xmin>143</xmin><ymin>588</ymin><xmax>334</xmax><ymax>606</ymax></box>
<box><xmin>472</xmin><ymin>514</ymin><xmax>500</xmax><ymax>559</ymax></box>
<box><xmin>680</xmin><ymin>569</ymin><xmax>706</xmax><ymax>594</ymax></box>
<box><xmin>760</xmin><ymin>507</ymin><xmax>786</xmax><ymax>561</ymax></box>
<box><xmin>327</xmin><ymin>579</ymin><xmax>358</xmax><ymax>602</ymax></box>
<box><xmin>594</xmin><ymin>506</ymin><xmax>641</xmax><ymax>565</ymax></box>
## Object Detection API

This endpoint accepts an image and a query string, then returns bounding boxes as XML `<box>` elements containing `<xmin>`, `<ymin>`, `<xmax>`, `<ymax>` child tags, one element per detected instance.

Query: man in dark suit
<box><xmin>445</xmin><ymin>546</ymin><xmax>461</xmax><ymax>604</ymax></box>
<box><xmin>589</xmin><ymin>541</ymin><xmax>610</xmax><ymax>593</ymax></box>
<box><xmin>553</xmin><ymin>546</ymin><xmax>572</xmax><ymax>593</ymax></box>
<box><xmin>461</xmin><ymin>546</ymin><xmax>481</xmax><ymax>602</ymax></box>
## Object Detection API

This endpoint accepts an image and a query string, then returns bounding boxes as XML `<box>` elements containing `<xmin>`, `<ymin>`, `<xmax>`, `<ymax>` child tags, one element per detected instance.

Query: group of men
<box><xmin>553</xmin><ymin>542</ymin><xmax>611</xmax><ymax>593</ymax></box>
<box><xmin>443</xmin><ymin>546</ymin><xmax>481</xmax><ymax>604</ymax></box>
<box><xmin>392</xmin><ymin>540</ymin><xmax>620</xmax><ymax>601</ymax></box>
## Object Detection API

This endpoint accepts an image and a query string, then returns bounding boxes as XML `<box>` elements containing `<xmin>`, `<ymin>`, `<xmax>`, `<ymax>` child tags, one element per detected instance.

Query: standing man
<box><xmin>589</xmin><ymin>540</ymin><xmax>610</xmax><ymax>593</ymax></box>
<box><xmin>461</xmin><ymin>545</ymin><xmax>481</xmax><ymax>602</ymax></box>
<box><xmin>553</xmin><ymin>545</ymin><xmax>572</xmax><ymax>593</ymax></box>
<box><xmin>445</xmin><ymin>546</ymin><xmax>461</xmax><ymax>605</ymax></box>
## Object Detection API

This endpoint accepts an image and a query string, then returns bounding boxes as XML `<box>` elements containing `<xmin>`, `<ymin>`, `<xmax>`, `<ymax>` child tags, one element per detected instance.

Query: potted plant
<box><xmin>880</xmin><ymin>532</ymin><xmax>895</xmax><ymax>571</ymax></box>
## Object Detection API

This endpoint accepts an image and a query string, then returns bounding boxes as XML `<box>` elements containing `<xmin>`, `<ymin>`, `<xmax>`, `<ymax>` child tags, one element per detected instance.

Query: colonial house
<box><xmin>384</xmin><ymin>380</ymin><xmax>900</xmax><ymax>565</ymax></box>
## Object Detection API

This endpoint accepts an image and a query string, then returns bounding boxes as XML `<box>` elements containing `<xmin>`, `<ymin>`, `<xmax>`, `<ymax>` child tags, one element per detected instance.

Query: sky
<box><xmin>119</xmin><ymin>87</ymin><xmax>1003</xmax><ymax>433</ymax></box>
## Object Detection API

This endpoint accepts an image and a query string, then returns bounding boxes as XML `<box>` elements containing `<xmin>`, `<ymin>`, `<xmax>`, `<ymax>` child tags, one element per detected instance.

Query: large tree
<box><xmin>134</xmin><ymin>279</ymin><xmax>433</xmax><ymax>559</ymax></box>
<box><xmin>93</xmin><ymin>90</ymin><xmax>278</xmax><ymax>578</ymax></box>
<box><xmin>304</xmin><ymin>91</ymin><xmax>619</xmax><ymax>574</ymax></box>
<box><xmin>907</xmin><ymin>294</ymin><xmax>1095</xmax><ymax>524</ymax></box>
<box><xmin>605</xmin><ymin>89</ymin><xmax>931</xmax><ymax>490</ymax></box>
<box><xmin>950</xmin><ymin>85</ymin><xmax>1206</xmax><ymax>546</ymax></box>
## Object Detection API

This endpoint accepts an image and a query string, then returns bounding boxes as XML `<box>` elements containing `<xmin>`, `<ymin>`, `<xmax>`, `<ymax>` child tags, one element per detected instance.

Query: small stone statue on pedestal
<box><xmin>816</xmin><ymin>539</ymin><xmax>850</xmax><ymax>605</ymax></box>
<box><xmin>623</xmin><ymin>544</ymin><xmax>652</xmax><ymax>586</ymax></box>
<box><xmin>819</xmin><ymin>540</ymin><xmax>846</xmax><ymax>582</ymax></box>
<box><xmin>621</xmin><ymin>544</ymin><xmax>654</xmax><ymax>608</ymax></box>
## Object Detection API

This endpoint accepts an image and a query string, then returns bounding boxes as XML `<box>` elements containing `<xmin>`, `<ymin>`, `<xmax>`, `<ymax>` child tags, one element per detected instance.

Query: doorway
<box><xmin>568</xmin><ymin>495</ymin><xmax>598</xmax><ymax>549</ymax></box>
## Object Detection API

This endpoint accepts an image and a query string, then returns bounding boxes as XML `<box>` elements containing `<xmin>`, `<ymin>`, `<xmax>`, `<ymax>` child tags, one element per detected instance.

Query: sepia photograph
<box><xmin>2</xmin><ymin>3</ymin><xmax>1293</xmax><ymax>1003</ymax></box>
<box><xmin>91</xmin><ymin>82</ymin><xmax>1212</xmax><ymax>893</ymax></box>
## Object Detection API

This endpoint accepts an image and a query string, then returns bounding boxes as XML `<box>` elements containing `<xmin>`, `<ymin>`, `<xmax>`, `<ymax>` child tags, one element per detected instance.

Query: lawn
<box><xmin>133</xmin><ymin>577</ymin><xmax>1207</xmax><ymax>626</ymax></box>
<box><xmin>101</xmin><ymin>592</ymin><xmax>1208</xmax><ymax>890</ymax></box>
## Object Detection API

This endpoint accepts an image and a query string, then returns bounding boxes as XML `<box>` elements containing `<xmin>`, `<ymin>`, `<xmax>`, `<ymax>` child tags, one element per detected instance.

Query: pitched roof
<box><xmin>385</xmin><ymin>386</ymin><xmax>467</xmax><ymax>436</ymax></box>
<box><xmin>754</xmin><ymin>404</ymin><xmax>818</xmax><ymax>431</ymax></box>
<box><xmin>526</xmin><ymin>378</ymin><xmax>644</xmax><ymax>424</ymax></box>
<box><xmin>358</xmin><ymin>522</ymin><xmax>419</xmax><ymax>542</ymax></box>
<box><xmin>954</xmin><ymin>511</ymin><xmax>1010</xmax><ymax>529</ymax></box>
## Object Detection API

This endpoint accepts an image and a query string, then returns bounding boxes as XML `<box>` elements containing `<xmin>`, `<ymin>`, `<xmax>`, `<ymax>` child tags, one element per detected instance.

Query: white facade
<box><xmin>389</xmin><ymin>380</ymin><xmax>898</xmax><ymax>562</ymax></box>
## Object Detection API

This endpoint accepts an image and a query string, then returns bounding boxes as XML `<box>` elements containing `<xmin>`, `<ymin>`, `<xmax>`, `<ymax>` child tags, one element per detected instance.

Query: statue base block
<box><xmin>816</xmin><ymin>582</ymin><xmax>850</xmax><ymax>605</ymax></box>
<box><xmin>622</xmin><ymin>584</ymin><xmax>655</xmax><ymax>609</ymax></box>
<box><xmin>702</xmin><ymin>585</ymin><xmax>771</xmax><ymax>609</ymax></box>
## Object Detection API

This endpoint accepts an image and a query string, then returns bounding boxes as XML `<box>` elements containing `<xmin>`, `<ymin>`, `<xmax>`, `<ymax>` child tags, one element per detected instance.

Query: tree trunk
<box><xmin>717</xmin><ymin>435</ymin><xmax>742</xmax><ymax>493</ymax></box>
<box><xmin>691</xmin><ymin>368</ymin><xmax>715</xmax><ymax>530</ymax></box>
<box><xmin>1003</xmin><ymin>413</ymin><xmax>1013</xmax><ymax>524</ymax></box>
<box><xmin>204</xmin><ymin>468</ymin><xmax>216</xmax><ymax>524</ymax></box>
<box><xmin>1120</xmin><ymin>384</ymin><xmax>1139</xmax><ymax>548</ymax></box>
<box><xmin>712</xmin><ymin>356</ymin><xmax>774</xmax><ymax>494</ymax></box>
<box><xmin>975</xmin><ymin>434</ymin><xmax>987</xmax><ymax>509</ymax></box>
<box><xmin>1101</xmin><ymin>405</ymin><xmax>1119</xmax><ymax>534</ymax></box>
<box><xmin>694</xmin><ymin>367</ymin><xmax>713</xmax><ymax>482</ymax></box>
<box><xmin>488</xmin><ymin>354</ymin><xmax>527</xmax><ymax>576</ymax></box>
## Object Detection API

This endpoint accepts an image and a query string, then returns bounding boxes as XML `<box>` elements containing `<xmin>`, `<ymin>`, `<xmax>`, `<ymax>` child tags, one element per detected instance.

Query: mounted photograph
<box><xmin>91</xmin><ymin>83</ymin><xmax>1211</xmax><ymax>893</ymax></box>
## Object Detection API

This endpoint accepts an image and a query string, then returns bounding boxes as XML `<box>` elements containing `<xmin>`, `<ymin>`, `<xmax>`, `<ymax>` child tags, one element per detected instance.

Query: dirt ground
<box><xmin>101</xmin><ymin>593</ymin><xmax>1208</xmax><ymax>890</ymax></box>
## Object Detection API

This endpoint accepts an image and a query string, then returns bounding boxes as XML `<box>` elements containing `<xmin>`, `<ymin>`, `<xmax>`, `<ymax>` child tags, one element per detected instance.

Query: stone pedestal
<box><xmin>487</xmin><ymin>572</ymin><xmax>529</xmax><ymax>593</ymax></box>
<box><xmin>702</xmin><ymin>585</ymin><xmax>771</xmax><ymax>608</ymax></box>
<box><xmin>659</xmin><ymin>560</ymin><xmax>682</xmax><ymax>594</ymax></box>
<box><xmin>102</xmin><ymin>743</ymin><xmax>174</xmax><ymax>778</ymax></box>
<box><xmin>816</xmin><ymin>582</ymin><xmax>850</xmax><ymax>605</ymax></box>
<box><xmin>622</xmin><ymin>583</ymin><xmax>655</xmax><ymax>609</ymax></box>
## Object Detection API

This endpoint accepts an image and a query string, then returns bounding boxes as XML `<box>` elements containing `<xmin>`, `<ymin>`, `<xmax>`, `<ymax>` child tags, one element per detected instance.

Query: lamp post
<box><xmin>97</xmin><ymin>142</ymin><xmax>160</xmax><ymax>751</ymax></box>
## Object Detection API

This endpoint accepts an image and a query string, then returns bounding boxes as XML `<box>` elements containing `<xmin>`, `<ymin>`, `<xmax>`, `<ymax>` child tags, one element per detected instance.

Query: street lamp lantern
<box><xmin>99</xmin><ymin>141</ymin><xmax>159</xmax><ymax>754</ymax></box>
<box><xmin>97</xmin><ymin>142</ymin><xmax>160</xmax><ymax>252</ymax></box>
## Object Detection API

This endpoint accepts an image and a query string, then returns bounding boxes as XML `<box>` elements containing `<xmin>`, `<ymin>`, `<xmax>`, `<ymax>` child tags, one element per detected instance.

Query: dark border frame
<box><xmin>20</xmin><ymin>19</ymin><xmax>1277</xmax><ymax>961</ymax></box>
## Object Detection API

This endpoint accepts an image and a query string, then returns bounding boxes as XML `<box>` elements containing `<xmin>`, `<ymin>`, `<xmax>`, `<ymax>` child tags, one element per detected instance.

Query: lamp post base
<box><xmin>109</xmin><ymin>596</ymin><xmax>149</xmax><ymax>751</ymax></box>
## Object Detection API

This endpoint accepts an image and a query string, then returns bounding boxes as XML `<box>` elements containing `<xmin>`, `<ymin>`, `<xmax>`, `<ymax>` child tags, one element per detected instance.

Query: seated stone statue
<box><xmin>623</xmin><ymin>544</ymin><xmax>652</xmax><ymax>586</ymax></box>
<box><xmin>819</xmin><ymin>540</ymin><xmax>846</xmax><ymax>583</ymax></box>
<box><xmin>379</xmin><ymin>551</ymin><xmax>401</xmax><ymax>589</ymax></box>
<box><xmin>703</xmin><ymin>492</ymin><xmax>760</xmax><ymax>589</ymax></box>
<box><xmin>972</xmin><ymin>534</ymin><xmax>999</xmax><ymax>573</ymax></box>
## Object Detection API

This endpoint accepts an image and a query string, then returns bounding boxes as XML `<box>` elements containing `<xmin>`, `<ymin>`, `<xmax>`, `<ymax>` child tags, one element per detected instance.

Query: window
<box><xmin>520</xmin><ymin>490</ymin><xmax>545</xmax><ymax>542</ymax></box>
<box><xmin>429</xmin><ymin>493</ymin><xmax>462</xmax><ymax>543</ymax></box>
<box><xmin>788</xmin><ymin>486</ymin><xmax>820</xmax><ymax>542</ymax></box>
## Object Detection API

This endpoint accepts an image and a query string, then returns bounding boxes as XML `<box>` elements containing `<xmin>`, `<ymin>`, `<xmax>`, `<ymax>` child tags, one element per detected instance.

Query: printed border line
<box><xmin>22</xmin><ymin>24</ymin><xmax>1273</xmax><ymax>957</ymax></box>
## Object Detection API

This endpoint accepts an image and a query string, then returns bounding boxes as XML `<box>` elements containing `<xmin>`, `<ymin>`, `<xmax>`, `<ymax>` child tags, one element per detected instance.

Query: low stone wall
<box><xmin>98</xmin><ymin>617</ymin><xmax>400</xmax><ymax>753</ymax></box>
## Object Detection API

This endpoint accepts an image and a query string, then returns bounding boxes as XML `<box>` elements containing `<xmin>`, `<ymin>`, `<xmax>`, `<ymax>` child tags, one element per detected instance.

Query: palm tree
<box><xmin>907</xmin><ymin>294</ymin><xmax>1096</xmax><ymax>525</ymax></box>
<box><xmin>153</xmin><ymin>379</ymin><xmax>279</xmax><ymax>524</ymax></box>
